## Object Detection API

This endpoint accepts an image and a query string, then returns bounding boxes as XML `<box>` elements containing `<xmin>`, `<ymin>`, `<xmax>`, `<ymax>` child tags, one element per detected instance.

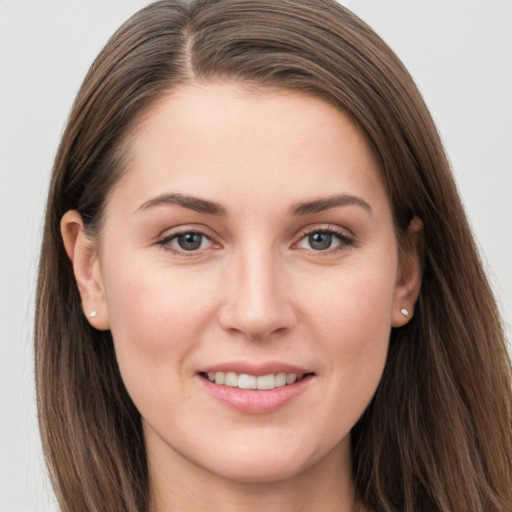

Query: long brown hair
<box><xmin>35</xmin><ymin>1</ymin><xmax>512</xmax><ymax>511</ymax></box>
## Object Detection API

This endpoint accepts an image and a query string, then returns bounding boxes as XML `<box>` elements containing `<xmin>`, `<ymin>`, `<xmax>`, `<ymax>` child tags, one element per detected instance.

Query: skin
<box><xmin>62</xmin><ymin>83</ymin><xmax>423</xmax><ymax>512</ymax></box>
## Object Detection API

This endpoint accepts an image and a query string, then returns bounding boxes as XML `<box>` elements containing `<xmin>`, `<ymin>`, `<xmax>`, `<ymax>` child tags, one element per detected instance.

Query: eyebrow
<box><xmin>290</xmin><ymin>194</ymin><xmax>372</xmax><ymax>216</ymax></box>
<box><xmin>136</xmin><ymin>193</ymin><xmax>227</xmax><ymax>216</ymax></box>
<box><xmin>136</xmin><ymin>192</ymin><xmax>371</xmax><ymax>217</ymax></box>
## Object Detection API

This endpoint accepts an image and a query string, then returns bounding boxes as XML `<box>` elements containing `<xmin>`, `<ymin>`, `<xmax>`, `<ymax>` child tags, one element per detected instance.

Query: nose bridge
<box><xmin>220</xmin><ymin>240</ymin><xmax>295</xmax><ymax>339</ymax></box>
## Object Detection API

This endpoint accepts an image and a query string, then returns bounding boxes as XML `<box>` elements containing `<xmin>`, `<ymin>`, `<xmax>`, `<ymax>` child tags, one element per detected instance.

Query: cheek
<box><xmin>101</xmin><ymin>258</ymin><xmax>217</xmax><ymax>392</ymax></box>
<box><xmin>302</xmin><ymin>256</ymin><xmax>396</xmax><ymax>343</ymax></box>
<box><xmin>299</xmin><ymin>258</ymin><xmax>396</xmax><ymax>404</ymax></box>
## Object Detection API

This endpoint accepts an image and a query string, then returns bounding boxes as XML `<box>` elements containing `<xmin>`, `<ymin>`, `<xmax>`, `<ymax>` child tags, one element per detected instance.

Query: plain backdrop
<box><xmin>1</xmin><ymin>1</ymin><xmax>511</xmax><ymax>510</ymax></box>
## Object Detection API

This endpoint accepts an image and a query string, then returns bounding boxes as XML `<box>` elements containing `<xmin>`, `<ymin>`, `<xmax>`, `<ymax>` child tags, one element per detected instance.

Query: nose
<box><xmin>218</xmin><ymin>248</ymin><xmax>297</xmax><ymax>341</ymax></box>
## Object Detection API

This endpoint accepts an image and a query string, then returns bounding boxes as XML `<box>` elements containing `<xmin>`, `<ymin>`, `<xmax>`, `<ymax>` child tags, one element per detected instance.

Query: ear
<box><xmin>61</xmin><ymin>210</ymin><xmax>110</xmax><ymax>330</ymax></box>
<box><xmin>391</xmin><ymin>216</ymin><xmax>424</xmax><ymax>327</ymax></box>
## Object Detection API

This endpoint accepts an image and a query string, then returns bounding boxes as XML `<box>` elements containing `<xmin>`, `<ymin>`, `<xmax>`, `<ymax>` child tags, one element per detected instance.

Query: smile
<box><xmin>203</xmin><ymin>371</ymin><xmax>306</xmax><ymax>390</ymax></box>
<box><xmin>198</xmin><ymin>367</ymin><xmax>315</xmax><ymax>414</ymax></box>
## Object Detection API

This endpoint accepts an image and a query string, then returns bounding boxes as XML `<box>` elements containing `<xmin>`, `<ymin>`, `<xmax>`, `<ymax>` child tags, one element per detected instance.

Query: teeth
<box><xmin>286</xmin><ymin>373</ymin><xmax>298</xmax><ymax>385</ymax></box>
<box><xmin>238</xmin><ymin>373</ymin><xmax>257</xmax><ymax>389</ymax></box>
<box><xmin>225</xmin><ymin>372</ymin><xmax>238</xmax><ymax>387</ymax></box>
<box><xmin>275</xmin><ymin>372</ymin><xmax>286</xmax><ymax>387</ymax></box>
<box><xmin>205</xmin><ymin>371</ymin><xmax>304</xmax><ymax>389</ymax></box>
<box><xmin>257</xmin><ymin>374</ymin><xmax>275</xmax><ymax>390</ymax></box>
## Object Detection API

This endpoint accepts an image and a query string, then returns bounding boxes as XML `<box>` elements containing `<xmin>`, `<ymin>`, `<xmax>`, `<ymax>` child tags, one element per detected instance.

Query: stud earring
<box><xmin>400</xmin><ymin>308</ymin><xmax>409</xmax><ymax>317</ymax></box>
<box><xmin>89</xmin><ymin>311</ymin><xmax>97</xmax><ymax>318</ymax></box>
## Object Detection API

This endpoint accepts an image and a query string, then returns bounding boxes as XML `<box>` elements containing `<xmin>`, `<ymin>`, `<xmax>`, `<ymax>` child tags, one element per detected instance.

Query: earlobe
<box><xmin>392</xmin><ymin>216</ymin><xmax>424</xmax><ymax>327</ymax></box>
<box><xmin>61</xmin><ymin>210</ymin><xmax>110</xmax><ymax>330</ymax></box>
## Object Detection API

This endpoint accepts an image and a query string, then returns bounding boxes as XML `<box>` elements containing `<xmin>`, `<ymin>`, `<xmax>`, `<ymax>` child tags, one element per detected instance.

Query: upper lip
<box><xmin>198</xmin><ymin>361</ymin><xmax>313</xmax><ymax>377</ymax></box>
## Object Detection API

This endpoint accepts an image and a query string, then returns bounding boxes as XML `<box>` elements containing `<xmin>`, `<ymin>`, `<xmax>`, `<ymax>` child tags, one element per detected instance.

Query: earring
<box><xmin>89</xmin><ymin>311</ymin><xmax>97</xmax><ymax>318</ymax></box>
<box><xmin>400</xmin><ymin>308</ymin><xmax>409</xmax><ymax>317</ymax></box>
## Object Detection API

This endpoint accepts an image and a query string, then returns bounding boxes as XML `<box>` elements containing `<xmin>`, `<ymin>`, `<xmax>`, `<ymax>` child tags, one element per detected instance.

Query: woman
<box><xmin>35</xmin><ymin>1</ymin><xmax>512</xmax><ymax>511</ymax></box>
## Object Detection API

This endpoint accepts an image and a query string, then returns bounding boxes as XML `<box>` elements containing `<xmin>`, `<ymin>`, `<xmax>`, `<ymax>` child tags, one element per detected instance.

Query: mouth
<box><xmin>197</xmin><ymin>366</ymin><xmax>315</xmax><ymax>414</ymax></box>
<box><xmin>200</xmin><ymin>371</ymin><xmax>311</xmax><ymax>390</ymax></box>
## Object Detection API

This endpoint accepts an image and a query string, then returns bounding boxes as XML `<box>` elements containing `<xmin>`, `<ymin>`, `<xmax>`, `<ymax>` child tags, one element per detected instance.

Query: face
<box><xmin>70</xmin><ymin>83</ymin><xmax>420</xmax><ymax>486</ymax></box>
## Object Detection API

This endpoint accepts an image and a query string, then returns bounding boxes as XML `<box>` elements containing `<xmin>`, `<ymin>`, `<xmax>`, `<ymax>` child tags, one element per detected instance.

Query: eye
<box><xmin>157</xmin><ymin>230</ymin><xmax>215</xmax><ymax>253</ymax></box>
<box><xmin>296</xmin><ymin>229</ymin><xmax>353</xmax><ymax>252</ymax></box>
<box><xmin>175</xmin><ymin>232</ymin><xmax>206</xmax><ymax>251</ymax></box>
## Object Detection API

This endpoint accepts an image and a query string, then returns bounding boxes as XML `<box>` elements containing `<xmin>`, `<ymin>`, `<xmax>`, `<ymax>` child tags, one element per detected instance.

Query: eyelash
<box><xmin>156</xmin><ymin>228</ymin><xmax>215</xmax><ymax>256</ymax></box>
<box><xmin>155</xmin><ymin>226</ymin><xmax>355</xmax><ymax>256</ymax></box>
<box><xmin>294</xmin><ymin>226</ymin><xmax>355</xmax><ymax>253</ymax></box>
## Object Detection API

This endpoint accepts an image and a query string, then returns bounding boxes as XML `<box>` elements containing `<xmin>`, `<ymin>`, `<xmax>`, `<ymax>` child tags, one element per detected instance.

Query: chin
<box><xmin>188</xmin><ymin>432</ymin><xmax>347</xmax><ymax>485</ymax></box>
<box><xmin>201</xmin><ymin>452</ymin><xmax>312</xmax><ymax>484</ymax></box>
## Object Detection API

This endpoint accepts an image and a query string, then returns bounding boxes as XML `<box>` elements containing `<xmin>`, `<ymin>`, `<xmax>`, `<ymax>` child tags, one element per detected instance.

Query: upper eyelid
<box><xmin>155</xmin><ymin>227</ymin><xmax>216</xmax><ymax>249</ymax></box>
<box><xmin>155</xmin><ymin>224</ymin><xmax>216</xmax><ymax>241</ymax></box>
<box><xmin>294</xmin><ymin>224</ymin><xmax>354</xmax><ymax>240</ymax></box>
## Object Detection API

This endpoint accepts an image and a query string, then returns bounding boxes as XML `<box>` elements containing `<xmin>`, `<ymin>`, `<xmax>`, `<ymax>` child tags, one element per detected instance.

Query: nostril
<box><xmin>244</xmin><ymin>325</ymin><xmax>290</xmax><ymax>341</ymax></box>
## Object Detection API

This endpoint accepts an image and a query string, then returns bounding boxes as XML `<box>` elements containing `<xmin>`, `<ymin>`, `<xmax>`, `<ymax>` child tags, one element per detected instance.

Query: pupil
<box><xmin>309</xmin><ymin>232</ymin><xmax>331</xmax><ymax>250</ymax></box>
<box><xmin>178</xmin><ymin>233</ymin><xmax>202</xmax><ymax>251</ymax></box>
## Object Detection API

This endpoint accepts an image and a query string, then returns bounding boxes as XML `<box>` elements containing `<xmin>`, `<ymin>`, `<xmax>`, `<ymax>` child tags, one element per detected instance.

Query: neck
<box><xmin>147</xmin><ymin>434</ymin><xmax>359</xmax><ymax>512</ymax></box>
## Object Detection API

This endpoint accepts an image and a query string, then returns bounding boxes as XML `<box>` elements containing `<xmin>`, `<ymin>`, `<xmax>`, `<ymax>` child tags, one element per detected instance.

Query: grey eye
<box><xmin>308</xmin><ymin>232</ymin><xmax>333</xmax><ymax>251</ymax></box>
<box><xmin>176</xmin><ymin>232</ymin><xmax>204</xmax><ymax>251</ymax></box>
<box><xmin>297</xmin><ymin>229</ymin><xmax>351</xmax><ymax>252</ymax></box>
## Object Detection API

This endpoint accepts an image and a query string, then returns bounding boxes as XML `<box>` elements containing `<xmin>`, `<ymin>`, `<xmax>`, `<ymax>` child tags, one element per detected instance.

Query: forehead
<box><xmin>109</xmin><ymin>82</ymin><xmax>387</xmax><ymax>214</ymax></box>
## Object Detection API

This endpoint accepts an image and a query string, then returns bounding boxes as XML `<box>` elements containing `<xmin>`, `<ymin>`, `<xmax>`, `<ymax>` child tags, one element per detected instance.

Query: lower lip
<box><xmin>199</xmin><ymin>375</ymin><xmax>314</xmax><ymax>414</ymax></box>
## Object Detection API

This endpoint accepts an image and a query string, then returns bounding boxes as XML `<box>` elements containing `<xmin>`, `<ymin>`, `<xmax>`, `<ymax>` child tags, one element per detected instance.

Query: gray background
<box><xmin>1</xmin><ymin>1</ymin><xmax>511</xmax><ymax>510</ymax></box>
